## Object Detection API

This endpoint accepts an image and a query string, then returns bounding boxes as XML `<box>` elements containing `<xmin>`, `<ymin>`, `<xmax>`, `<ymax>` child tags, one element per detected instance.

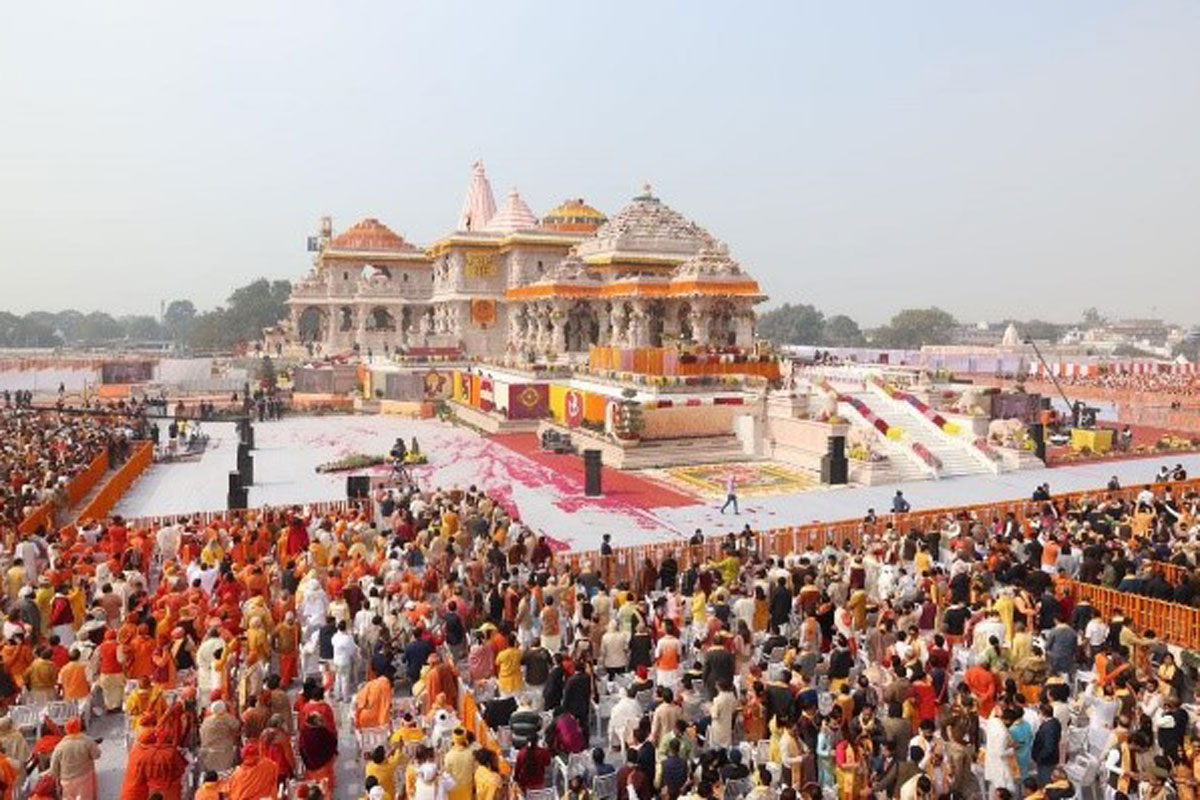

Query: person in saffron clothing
<box><xmin>228</xmin><ymin>741</ymin><xmax>280</xmax><ymax>800</ymax></box>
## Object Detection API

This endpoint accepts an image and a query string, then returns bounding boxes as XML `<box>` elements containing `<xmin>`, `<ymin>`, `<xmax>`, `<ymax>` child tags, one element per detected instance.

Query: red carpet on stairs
<box><xmin>489</xmin><ymin>433</ymin><xmax>697</xmax><ymax>509</ymax></box>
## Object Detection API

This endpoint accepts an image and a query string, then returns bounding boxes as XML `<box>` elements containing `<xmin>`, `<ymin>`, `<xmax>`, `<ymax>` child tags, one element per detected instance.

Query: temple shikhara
<box><xmin>282</xmin><ymin>162</ymin><xmax>765</xmax><ymax>359</ymax></box>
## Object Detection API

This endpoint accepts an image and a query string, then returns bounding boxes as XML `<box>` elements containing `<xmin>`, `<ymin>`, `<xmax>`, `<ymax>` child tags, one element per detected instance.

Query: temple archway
<box><xmin>297</xmin><ymin>307</ymin><xmax>327</xmax><ymax>343</ymax></box>
<box><xmin>647</xmin><ymin>301</ymin><xmax>667</xmax><ymax>347</ymax></box>
<box><xmin>708</xmin><ymin>301</ymin><xmax>736</xmax><ymax>347</ymax></box>
<box><xmin>564</xmin><ymin>302</ymin><xmax>599</xmax><ymax>352</ymax></box>
<box><xmin>677</xmin><ymin>303</ymin><xmax>694</xmax><ymax>343</ymax></box>
<box><xmin>367</xmin><ymin>307</ymin><xmax>396</xmax><ymax>331</ymax></box>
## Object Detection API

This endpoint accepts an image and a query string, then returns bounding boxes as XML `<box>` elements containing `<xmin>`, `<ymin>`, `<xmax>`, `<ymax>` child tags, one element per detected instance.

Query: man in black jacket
<box><xmin>1031</xmin><ymin>703</ymin><xmax>1062</xmax><ymax>785</ymax></box>
<box><xmin>769</xmin><ymin>577</ymin><xmax>792</xmax><ymax>630</ymax></box>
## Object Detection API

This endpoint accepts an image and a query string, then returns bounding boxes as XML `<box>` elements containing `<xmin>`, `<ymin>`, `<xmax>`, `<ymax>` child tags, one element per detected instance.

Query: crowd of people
<box><xmin>0</xmin><ymin>405</ymin><xmax>142</xmax><ymax>535</ymax></box>
<box><xmin>1049</xmin><ymin>373</ymin><xmax>1200</xmax><ymax>404</ymax></box>
<box><xmin>0</xmin><ymin>429</ymin><xmax>1198</xmax><ymax>800</ymax></box>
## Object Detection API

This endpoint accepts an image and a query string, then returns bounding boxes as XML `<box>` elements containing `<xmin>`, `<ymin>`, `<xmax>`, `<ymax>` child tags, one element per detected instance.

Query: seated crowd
<box><xmin>0</xmin><ymin>463</ymin><xmax>1196</xmax><ymax>800</ymax></box>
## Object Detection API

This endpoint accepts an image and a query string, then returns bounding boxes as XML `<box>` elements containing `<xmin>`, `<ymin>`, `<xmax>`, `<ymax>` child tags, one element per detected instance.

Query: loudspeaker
<box><xmin>1029</xmin><ymin>423</ymin><xmax>1046</xmax><ymax>462</ymax></box>
<box><xmin>227</xmin><ymin>470</ymin><xmax>246</xmax><ymax>510</ymax></box>
<box><xmin>828</xmin><ymin>435</ymin><xmax>846</xmax><ymax>460</ymax></box>
<box><xmin>241</xmin><ymin>423</ymin><xmax>255</xmax><ymax>450</ymax></box>
<box><xmin>583</xmin><ymin>449</ymin><xmax>602</xmax><ymax>497</ymax></box>
<box><xmin>821</xmin><ymin>453</ymin><xmax>848</xmax><ymax>485</ymax></box>
<box><xmin>240</xmin><ymin>454</ymin><xmax>254</xmax><ymax>486</ymax></box>
<box><xmin>347</xmin><ymin>475</ymin><xmax>371</xmax><ymax>499</ymax></box>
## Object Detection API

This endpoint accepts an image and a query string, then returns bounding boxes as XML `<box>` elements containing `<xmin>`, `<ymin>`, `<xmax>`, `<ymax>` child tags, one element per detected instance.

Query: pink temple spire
<box><xmin>457</xmin><ymin>160</ymin><xmax>497</xmax><ymax>232</ymax></box>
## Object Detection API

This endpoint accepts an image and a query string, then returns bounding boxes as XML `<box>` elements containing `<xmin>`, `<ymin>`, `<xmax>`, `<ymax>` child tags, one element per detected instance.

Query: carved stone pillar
<box><xmin>691</xmin><ymin>306</ymin><xmax>709</xmax><ymax>347</ymax></box>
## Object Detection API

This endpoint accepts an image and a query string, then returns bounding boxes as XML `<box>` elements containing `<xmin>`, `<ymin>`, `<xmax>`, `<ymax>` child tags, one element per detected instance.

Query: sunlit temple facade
<box><xmin>283</xmin><ymin>162</ymin><xmax>766</xmax><ymax>359</ymax></box>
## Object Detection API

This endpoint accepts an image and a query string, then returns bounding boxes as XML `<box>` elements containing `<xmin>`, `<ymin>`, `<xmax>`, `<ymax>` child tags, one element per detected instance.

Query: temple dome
<box><xmin>541</xmin><ymin>198</ymin><xmax>607</xmax><ymax>234</ymax></box>
<box><xmin>576</xmin><ymin>184</ymin><xmax>711</xmax><ymax>261</ymax></box>
<box><xmin>672</xmin><ymin>240</ymin><xmax>745</xmax><ymax>280</ymax></box>
<box><xmin>485</xmin><ymin>189</ymin><xmax>540</xmax><ymax>232</ymax></box>
<box><xmin>329</xmin><ymin>218</ymin><xmax>417</xmax><ymax>252</ymax></box>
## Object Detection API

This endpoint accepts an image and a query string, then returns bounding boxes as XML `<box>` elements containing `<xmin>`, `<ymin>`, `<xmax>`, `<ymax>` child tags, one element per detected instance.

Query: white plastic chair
<box><xmin>593</xmin><ymin>772</ymin><xmax>618</xmax><ymax>800</ymax></box>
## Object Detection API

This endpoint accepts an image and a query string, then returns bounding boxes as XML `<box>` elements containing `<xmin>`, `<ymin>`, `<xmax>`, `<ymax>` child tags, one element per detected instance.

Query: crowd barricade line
<box><xmin>1152</xmin><ymin>561</ymin><xmax>1189</xmax><ymax>587</ymax></box>
<box><xmin>16</xmin><ymin>449</ymin><xmax>111</xmax><ymax>536</ymax></box>
<box><xmin>74</xmin><ymin>441</ymin><xmax>155</xmax><ymax>523</ymax></box>
<box><xmin>1068</xmin><ymin>580</ymin><xmax>1200</xmax><ymax>650</ymax></box>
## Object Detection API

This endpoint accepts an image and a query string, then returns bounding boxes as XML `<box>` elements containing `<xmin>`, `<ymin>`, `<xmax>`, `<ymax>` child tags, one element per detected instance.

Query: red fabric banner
<box><xmin>507</xmin><ymin>384</ymin><xmax>549</xmax><ymax>420</ymax></box>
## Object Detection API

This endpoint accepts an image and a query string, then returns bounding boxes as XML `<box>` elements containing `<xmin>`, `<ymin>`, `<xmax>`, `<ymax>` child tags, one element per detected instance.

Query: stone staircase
<box><xmin>832</xmin><ymin>390</ymin><xmax>933</xmax><ymax>482</ymax></box>
<box><xmin>620</xmin><ymin>435</ymin><xmax>752</xmax><ymax>470</ymax></box>
<box><xmin>865</xmin><ymin>384</ymin><xmax>999</xmax><ymax>478</ymax></box>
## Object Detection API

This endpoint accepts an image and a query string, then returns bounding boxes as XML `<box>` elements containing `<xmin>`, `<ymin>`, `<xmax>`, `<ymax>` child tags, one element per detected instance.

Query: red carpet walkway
<box><xmin>489</xmin><ymin>433</ymin><xmax>697</xmax><ymax>509</ymax></box>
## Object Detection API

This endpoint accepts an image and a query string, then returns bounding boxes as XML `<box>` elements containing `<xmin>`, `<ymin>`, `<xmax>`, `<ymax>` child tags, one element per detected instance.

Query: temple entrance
<box><xmin>677</xmin><ymin>303</ymin><xmax>694</xmax><ymax>343</ymax></box>
<box><xmin>709</xmin><ymin>301</ymin><xmax>736</xmax><ymax>347</ymax></box>
<box><xmin>297</xmin><ymin>307</ymin><xmax>327</xmax><ymax>343</ymax></box>
<box><xmin>367</xmin><ymin>307</ymin><xmax>396</xmax><ymax>331</ymax></box>
<box><xmin>647</xmin><ymin>301</ymin><xmax>666</xmax><ymax>347</ymax></box>
<box><xmin>564</xmin><ymin>302</ymin><xmax>599</xmax><ymax>352</ymax></box>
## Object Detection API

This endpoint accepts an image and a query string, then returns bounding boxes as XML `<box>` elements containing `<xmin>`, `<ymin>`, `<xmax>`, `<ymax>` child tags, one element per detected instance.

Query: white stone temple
<box><xmin>281</xmin><ymin>162</ymin><xmax>766</xmax><ymax>359</ymax></box>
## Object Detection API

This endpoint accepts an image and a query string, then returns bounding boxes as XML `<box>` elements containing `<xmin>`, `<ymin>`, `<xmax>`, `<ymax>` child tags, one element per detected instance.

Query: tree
<box><xmin>222</xmin><ymin>278</ymin><xmax>291</xmax><ymax>343</ymax></box>
<box><xmin>1082</xmin><ymin>307</ymin><xmax>1105</xmax><ymax>327</ymax></box>
<box><xmin>872</xmin><ymin>307</ymin><xmax>957</xmax><ymax>348</ymax></box>
<box><xmin>164</xmin><ymin>299</ymin><xmax>197</xmax><ymax>342</ymax></box>
<box><xmin>76</xmin><ymin>311</ymin><xmax>124</xmax><ymax>343</ymax></box>
<box><xmin>1010</xmin><ymin>319</ymin><xmax>1064</xmax><ymax>343</ymax></box>
<box><xmin>188</xmin><ymin>309</ymin><xmax>236</xmax><ymax>352</ymax></box>
<box><xmin>120</xmin><ymin>315</ymin><xmax>166</xmax><ymax>341</ymax></box>
<box><xmin>756</xmin><ymin>303</ymin><xmax>826</xmax><ymax>346</ymax></box>
<box><xmin>821</xmin><ymin>314</ymin><xmax>866</xmax><ymax>347</ymax></box>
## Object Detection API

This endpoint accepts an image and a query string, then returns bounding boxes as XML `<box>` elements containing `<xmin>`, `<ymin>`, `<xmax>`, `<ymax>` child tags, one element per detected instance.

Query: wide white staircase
<box><xmin>865</xmin><ymin>383</ymin><xmax>1000</xmax><ymax>478</ymax></box>
<box><xmin>812</xmin><ymin>381</ymin><xmax>933</xmax><ymax>482</ymax></box>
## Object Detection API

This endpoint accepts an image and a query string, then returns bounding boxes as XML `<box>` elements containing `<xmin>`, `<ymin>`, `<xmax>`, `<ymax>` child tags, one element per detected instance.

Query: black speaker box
<box><xmin>1029</xmin><ymin>422</ymin><xmax>1046</xmax><ymax>462</ymax></box>
<box><xmin>583</xmin><ymin>449</ymin><xmax>602</xmax><ymax>497</ymax></box>
<box><xmin>828</xmin><ymin>435</ymin><xmax>846</xmax><ymax>460</ymax></box>
<box><xmin>347</xmin><ymin>474</ymin><xmax>371</xmax><ymax>499</ymax></box>
<box><xmin>821</xmin><ymin>453</ymin><xmax>848</xmax><ymax>485</ymax></box>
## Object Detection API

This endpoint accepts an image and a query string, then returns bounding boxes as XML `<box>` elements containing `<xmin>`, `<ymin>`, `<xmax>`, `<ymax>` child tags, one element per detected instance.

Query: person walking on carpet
<box><xmin>720</xmin><ymin>474</ymin><xmax>739</xmax><ymax>515</ymax></box>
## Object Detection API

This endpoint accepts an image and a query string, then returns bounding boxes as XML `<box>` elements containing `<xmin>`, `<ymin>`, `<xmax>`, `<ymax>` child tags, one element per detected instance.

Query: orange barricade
<box><xmin>16</xmin><ymin>449</ymin><xmax>112</xmax><ymax>536</ymax></box>
<box><xmin>74</xmin><ymin>441</ymin><xmax>154</xmax><ymax>523</ymax></box>
<box><xmin>68</xmin><ymin>451</ymin><xmax>110</xmax><ymax>506</ymax></box>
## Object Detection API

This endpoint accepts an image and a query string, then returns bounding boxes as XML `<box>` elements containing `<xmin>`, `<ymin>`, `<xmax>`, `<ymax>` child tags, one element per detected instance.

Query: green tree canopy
<box><xmin>757</xmin><ymin>303</ymin><xmax>826</xmax><ymax>345</ymax></box>
<box><xmin>872</xmin><ymin>307</ymin><xmax>957</xmax><ymax>348</ymax></box>
<box><xmin>822</xmin><ymin>314</ymin><xmax>866</xmax><ymax>347</ymax></box>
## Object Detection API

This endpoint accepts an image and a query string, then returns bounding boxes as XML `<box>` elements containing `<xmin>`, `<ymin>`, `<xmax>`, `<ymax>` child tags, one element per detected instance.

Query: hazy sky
<box><xmin>1</xmin><ymin>2</ymin><xmax>1198</xmax><ymax>326</ymax></box>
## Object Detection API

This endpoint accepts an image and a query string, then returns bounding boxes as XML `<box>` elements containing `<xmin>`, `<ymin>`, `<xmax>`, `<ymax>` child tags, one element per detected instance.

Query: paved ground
<box><xmin>116</xmin><ymin>415</ymin><xmax>1200</xmax><ymax>552</ymax></box>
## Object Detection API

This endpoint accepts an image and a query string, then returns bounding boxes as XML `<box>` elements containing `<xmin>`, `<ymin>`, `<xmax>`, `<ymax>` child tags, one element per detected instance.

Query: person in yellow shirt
<box><xmin>4</xmin><ymin>561</ymin><xmax>26</xmax><ymax>603</ymax></box>
<box><xmin>495</xmin><ymin>635</ymin><xmax>524</xmax><ymax>695</ymax></box>
<box><xmin>474</xmin><ymin>748</ymin><xmax>505</xmax><ymax>800</ymax></box>
<box><xmin>25</xmin><ymin>649</ymin><xmax>57</xmax><ymax>704</ymax></box>
<box><xmin>365</xmin><ymin>743</ymin><xmax>406</xmax><ymax>800</ymax></box>
<box><xmin>443</xmin><ymin>728</ymin><xmax>475</xmax><ymax>800</ymax></box>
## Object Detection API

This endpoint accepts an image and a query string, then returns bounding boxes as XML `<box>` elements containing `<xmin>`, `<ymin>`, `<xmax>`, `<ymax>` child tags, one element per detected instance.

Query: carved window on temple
<box><xmin>339</xmin><ymin>307</ymin><xmax>354</xmax><ymax>332</ymax></box>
